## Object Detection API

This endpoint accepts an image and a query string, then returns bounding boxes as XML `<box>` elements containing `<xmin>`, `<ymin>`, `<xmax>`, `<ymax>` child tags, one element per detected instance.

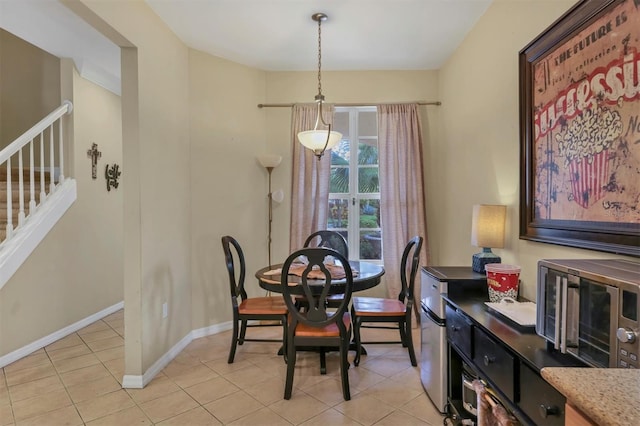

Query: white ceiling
<box><xmin>0</xmin><ymin>0</ymin><xmax>493</xmax><ymax>93</ymax></box>
<box><xmin>145</xmin><ymin>0</ymin><xmax>493</xmax><ymax>71</ymax></box>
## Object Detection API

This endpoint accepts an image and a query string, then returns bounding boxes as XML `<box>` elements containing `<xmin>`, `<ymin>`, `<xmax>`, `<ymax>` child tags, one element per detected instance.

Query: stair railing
<box><xmin>0</xmin><ymin>101</ymin><xmax>73</xmax><ymax>243</ymax></box>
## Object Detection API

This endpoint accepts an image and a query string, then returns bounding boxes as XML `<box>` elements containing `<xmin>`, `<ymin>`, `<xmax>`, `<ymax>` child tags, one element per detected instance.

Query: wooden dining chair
<box><xmin>222</xmin><ymin>236</ymin><xmax>288</xmax><ymax>364</ymax></box>
<box><xmin>303</xmin><ymin>230</ymin><xmax>349</xmax><ymax>259</ymax></box>
<box><xmin>351</xmin><ymin>236</ymin><xmax>423</xmax><ymax>367</ymax></box>
<box><xmin>280</xmin><ymin>247</ymin><xmax>354</xmax><ymax>400</ymax></box>
<box><xmin>301</xmin><ymin>230</ymin><xmax>349</xmax><ymax>309</ymax></box>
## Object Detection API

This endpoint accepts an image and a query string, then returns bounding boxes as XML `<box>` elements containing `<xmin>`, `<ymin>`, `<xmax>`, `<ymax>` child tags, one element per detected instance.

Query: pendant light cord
<box><xmin>317</xmin><ymin>17</ymin><xmax>323</xmax><ymax>98</ymax></box>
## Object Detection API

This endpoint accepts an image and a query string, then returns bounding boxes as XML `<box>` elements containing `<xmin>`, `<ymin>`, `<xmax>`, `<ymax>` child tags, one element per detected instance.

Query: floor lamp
<box><xmin>259</xmin><ymin>154</ymin><xmax>282</xmax><ymax>268</ymax></box>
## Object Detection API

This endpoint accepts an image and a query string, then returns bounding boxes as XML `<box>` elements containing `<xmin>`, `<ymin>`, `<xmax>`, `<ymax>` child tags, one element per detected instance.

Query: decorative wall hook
<box><xmin>86</xmin><ymin>143</ymin><xmax>102</xmax><ymax>179</ymax></box>
<box><xmin>105</xmin><ymin>163</ymin><xmax>121</xmax><ymax>191</ymax></box>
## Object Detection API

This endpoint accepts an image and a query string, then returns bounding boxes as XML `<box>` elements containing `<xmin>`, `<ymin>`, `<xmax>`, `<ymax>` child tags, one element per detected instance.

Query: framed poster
<box><xmin>519</xmin><ymin>0</ymin><xmax>640</xmax><ymax>256</ymax></box>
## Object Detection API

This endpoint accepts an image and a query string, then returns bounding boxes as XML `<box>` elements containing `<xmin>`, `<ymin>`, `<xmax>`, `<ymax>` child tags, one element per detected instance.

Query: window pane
<box><xmin>359</xmin><ymin>200</ymin><xmax>380</xmax><ymax>228</ymax></box>
<box><xmin>331</xmin><ymin>139</ymin><xmax>350</xmax><ymax>166</ymax></box>
<box><xmin>334</xmin><ymin>111</ymin><xmax>349</xmax><ymax>136</ymax></box>
<box><xmin>360</xmin><ymin>231</ymin><xmax>382</xmax><ymax>260</ymax></box>
<box><xmin>358</xmin><ymin>167</ymin><xmax>379</xmax><ymax>193</ymax></box>
<box><xmin>330</xmin><ymin>167</ymin><xmax>349</xmax><ymax>193</ymax></box>
<box><xmin>328</xmin><ymin>199</ymin><xmax>349</xmax><ymax>229</ymax></box>
<box><xmin>358</xmin><ymin>111</ymin><xmax>377</xmax><ymax>137</ymax></box>
<box><xmin>358</xmin><ymin>142</ymin><xmax>378</xmax><ymax>165</ymax></box>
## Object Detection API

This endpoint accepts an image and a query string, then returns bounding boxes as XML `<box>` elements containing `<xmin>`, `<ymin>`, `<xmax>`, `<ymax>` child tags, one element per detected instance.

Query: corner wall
<box><xmin>0</xmin><ymin>62</ymin><xmax>123</xmax><ymax>356</ymax></box>
<box><xmin>437</xmin><ymin>0</ymin><xmax>636</xmax><ymax>300</ymax></box>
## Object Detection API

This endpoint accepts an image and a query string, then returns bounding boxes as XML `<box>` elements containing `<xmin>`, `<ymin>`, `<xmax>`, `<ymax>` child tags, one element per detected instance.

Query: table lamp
<box><xmin>471</xmin><ymin>204</ymin><xmax>506</xmax><ymax>273</ymax></box>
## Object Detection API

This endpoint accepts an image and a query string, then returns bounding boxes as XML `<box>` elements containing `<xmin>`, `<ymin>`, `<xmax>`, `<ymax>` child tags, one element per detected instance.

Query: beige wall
<box><xmin>189</xmin><ymin>49</ymin><xmax>268</xmax><ymax>329</ymax></box>
<box><xmin>437</xmin><ymin>0</ymin><xmax>637</xmax><ymax>301</ymax></box>
<box><xmin>0</xmin><ymin>29</ymin><xmax>61</xmax><ymax>147</ymax></box>
<box><xmin>75</xmin><ymin>0</ymin><xmax>193</xmax><ymax>374</ymax></box>
<box><xmin>0</xmin><ymin>63</ymin><xmax>123</xmax><ymax>356</ymax></box>
<box><xmin>265</xmin><ymin>70</ymin><xmax>439</xmax><ymax>297</ymax></box>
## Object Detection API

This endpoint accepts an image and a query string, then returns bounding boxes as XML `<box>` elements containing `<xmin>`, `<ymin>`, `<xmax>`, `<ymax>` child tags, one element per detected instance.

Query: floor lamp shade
<box><xmin>471</xmin><ymin>204</ymin><xmax>506</xmax><ymax>273</ymax></box>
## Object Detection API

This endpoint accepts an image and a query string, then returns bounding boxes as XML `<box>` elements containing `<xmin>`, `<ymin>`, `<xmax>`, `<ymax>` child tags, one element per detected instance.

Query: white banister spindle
<box><xmin>29</xmin><ymin>140</ymin><xmax>36</xmax><ymax>213</ymax></box>
<box><xmin>40</xmin><ymin>131</ymin><xmax>45</xmax><ymax>203</ymax></box>
<box><xmin>17</xmin><ymin>149</ymin><xmax>25</xmax><ymax>226</ymax></box>
<box><xmin>0</xmin><ymin>101</ymin><xmax>72</xmax><ymax>243</ymax></box>
<box><xmin>49</xmin><ymin>125</ymin><xmax>55</xmax><ymax>193</ymax></box>
<box><xmin>58</xmin><ymin>119</ymin><xmax>65</xmax><ymax>182</ymax></box>
<box><xmin>6</xmin><ymin>158</ymin><xmax>13</xmax><ymax>240</ymax></box>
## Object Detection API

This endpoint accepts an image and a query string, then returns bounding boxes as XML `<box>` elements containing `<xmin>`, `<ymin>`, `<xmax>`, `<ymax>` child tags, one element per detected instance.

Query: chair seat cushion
<box><xmin>294</xmin><ymin>312</ymin><xmax>351</xmax><ymax>337</ymax></box>
<box><xmin>239</xmin><ymin>297</ymin><xmax>287</xmax><ymax>315</ymax></box>
<box><xmin>352</xmin><ymin>296</ymin><xmax>406</xmax><ymax>316</ymax></box>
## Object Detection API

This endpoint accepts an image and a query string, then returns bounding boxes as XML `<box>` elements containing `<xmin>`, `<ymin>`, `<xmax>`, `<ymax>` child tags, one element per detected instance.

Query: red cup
<box><xmin>485</xmin><ymin>264</ymin><xmax>521</xmax><ymax>303</ymax></box>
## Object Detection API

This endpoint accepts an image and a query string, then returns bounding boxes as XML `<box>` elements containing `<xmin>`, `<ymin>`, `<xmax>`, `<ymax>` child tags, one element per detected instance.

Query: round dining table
<box><xmin>255</xmin><ymin>260</ymin><xmax>385</xmax><ymax>366</ymax></box>
<box><xmin>255</xmin><ymin>260</ymin><xmax>385</xmax><ymax>295</ymax></box>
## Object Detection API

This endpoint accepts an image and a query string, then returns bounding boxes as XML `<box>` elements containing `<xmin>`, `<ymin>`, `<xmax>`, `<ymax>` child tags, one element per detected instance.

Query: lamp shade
<box><xmin>471</xmin><ymin>204</ymin><xmax>506</xmax><ymax>248</ymax></box>
<box><xmin>297</xmin><ymin>130</ymin><xmax>342</xmax><ymax>153</ymax></box>
<box><xmin>258</xmin><ymin>154</ymin><xmax>282</xmax><ymax>169</ymax></box>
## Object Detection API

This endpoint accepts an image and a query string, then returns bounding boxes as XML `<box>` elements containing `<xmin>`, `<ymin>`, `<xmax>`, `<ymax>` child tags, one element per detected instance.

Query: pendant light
<box><xmin>297</xmin><ymin>13</ymin><xmax>342</xmax><ymax>159</ymax></box>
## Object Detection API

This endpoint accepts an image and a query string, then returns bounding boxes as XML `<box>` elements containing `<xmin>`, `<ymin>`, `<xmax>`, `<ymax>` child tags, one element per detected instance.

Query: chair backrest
<box><xmin>280</xmin><ymin>247</ymin><xmax>353</xmax><ymax>329</ymax></box>
<box><xmin>221</xmin><ymin>236</ymin><xmax>247</xmax><ymax>307</ymax></box>
<box><xmin>398</xmin><ymin>236</ymin><xmax>423</xmax><ymax>304</ymax></box>
<box><xmin>303</xmin><ymin>230</ymin><xmax>349</xmax><ymax>260</ymax></box>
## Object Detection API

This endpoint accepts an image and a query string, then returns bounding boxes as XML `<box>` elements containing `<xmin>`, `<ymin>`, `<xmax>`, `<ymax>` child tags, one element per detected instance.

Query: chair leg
<box><xmin>319</xmin><ymin>348</ymin><xmax>327</xmax><ymax>375</ymax></box>
<box><xmin>340</xmin><ymin>338</ymin><xmax>351</xmax><ymax>400</ymax></box>
<box><xmin>281</xmin><ymin>316</ymin><xmax>288</xmax><ymax>364</ymax></box>
<box><xmin>228</xmin><ymin>320</ymin><xmax>239</xmax><ymax>364</ymax></box>
<box><xmin>399</xmin><ymin>321</ymin><xmax>408</xmax><ymax>347</ymax></box>
<box><xmin>403</xmin><ymin>318</ymin><xmax>417</xmax><ymax>367</ymax></box>
<box><xmin>239</xmin><ymin>320</ymin><xmax>248</xmax><ymax>344</ymax></box>
<box><xmin>284</xmin><ymin>336</ymin><xmax>296</xmax><ymax>400</ymax></box>
<box><xmin>352</xmin><ymin>312</ymin><xmax>363</xmax><ymax>366</ymax></box>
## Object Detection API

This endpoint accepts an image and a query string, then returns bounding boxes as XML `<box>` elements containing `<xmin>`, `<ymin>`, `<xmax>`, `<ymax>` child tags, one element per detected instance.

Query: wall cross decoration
<box><xmin>105</xmin><ymin>164</ymin><xmax>121</xmax><ymax>191</ymax></box>
<box><xmin>86</xmin><ymin>143</ymin><xmax>102</xmax><ymax>179</ymax></box>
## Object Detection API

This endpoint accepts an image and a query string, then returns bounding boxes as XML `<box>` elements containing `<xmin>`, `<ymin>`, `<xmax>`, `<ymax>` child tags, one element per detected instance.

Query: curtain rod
<box><xmin>257</xmin><ymin>101</ymin><xmax>441</xmax><ymax>108</ymax></box>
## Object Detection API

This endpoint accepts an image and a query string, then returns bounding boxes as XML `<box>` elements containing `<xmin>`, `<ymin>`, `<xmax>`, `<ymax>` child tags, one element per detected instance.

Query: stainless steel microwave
<box><xmin>536</xmin><ymin>259</ymin><xmax>640</xmax><ymax>368</ymax></box>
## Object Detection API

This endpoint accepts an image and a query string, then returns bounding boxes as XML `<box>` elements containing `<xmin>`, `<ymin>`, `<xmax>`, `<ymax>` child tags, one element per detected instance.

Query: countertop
<box><xmin>541</xmin><ymin>367</ymin><xmax>640</xmax><ymax>426</ymax></box>
<box><xmin>442</xmin><ymin>294</ymin><xmax>585</xmax><ymax>372</ymax></box>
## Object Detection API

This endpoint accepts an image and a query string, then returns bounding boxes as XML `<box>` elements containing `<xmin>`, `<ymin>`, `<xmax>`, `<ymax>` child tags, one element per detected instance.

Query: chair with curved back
<box><xmin>302</xmin><ymin>230</ymin><xmax>349</xmax><ymax>308</ymax></box>
<box><xmin>222</xmin><ymin>235</ymin><xmax>288</xmax><ymax>364</ymax></box>
<box><xmin>350</xmin><ymin>236</ymin><xmax>423</xmax><ymax>367</ymax></box>
<box><xmin>303</xmin><ymin>230</ymin><xmax>349</xmax><ymax>259</ymax></box>
<box><xmin>280</xmin><ymin>247</ymin><xmax>354</xmax><ymax>400</ymax></box>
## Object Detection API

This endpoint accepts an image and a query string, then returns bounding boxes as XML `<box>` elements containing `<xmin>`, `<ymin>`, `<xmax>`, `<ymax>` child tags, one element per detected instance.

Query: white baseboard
<box><xmin>0</xmin><ymin>301</ymin><xmax>124</xmax><ymax>368</ymax></box>
<box><xmin>122</xmin><ymin>320</ymin><xmax>233</xmax><ymax>388</ymax></box>
<box><xmin>1</xmin><ymin>305</ymin><xmax>235</xmax><ymax>388</ymax></box>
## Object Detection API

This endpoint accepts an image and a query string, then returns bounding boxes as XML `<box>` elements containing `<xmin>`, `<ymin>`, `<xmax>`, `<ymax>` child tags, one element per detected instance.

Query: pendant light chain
<box><xmin>317</xmin><ymin>17</ymin><xmax>323</xmax><ymax>98</ymax></box>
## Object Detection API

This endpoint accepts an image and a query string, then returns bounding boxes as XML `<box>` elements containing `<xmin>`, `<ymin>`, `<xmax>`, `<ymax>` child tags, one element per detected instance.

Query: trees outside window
<box><xmin>328</xmin><ymin>107</ymin><xmax>382</xmax><ymax>261</ymax></box>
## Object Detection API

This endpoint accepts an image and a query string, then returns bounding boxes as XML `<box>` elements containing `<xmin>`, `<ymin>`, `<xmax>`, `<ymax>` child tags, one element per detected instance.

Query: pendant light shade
<box><xmin>297</xmin><ymin>13</ymin><xmax>342</xmax><ymax>159</ymax></box>
<box><xmin>298</xmin><ymin>129</ymin><xmax>342</xmax><ymax>153</ymax></box>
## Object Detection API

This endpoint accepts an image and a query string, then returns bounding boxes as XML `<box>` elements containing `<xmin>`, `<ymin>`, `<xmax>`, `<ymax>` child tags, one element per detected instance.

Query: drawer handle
<box><xmin>538</xmin><ymin>404</ymin><xmax>560</xmax><ymax>418</ymax></box>
<box><xmin>483</xmin><ymin>355</ymin><xmax>495</xmax><ymax>366</ymax></box>
<box><xmin>451</xmin><ymin>326</ymin><xmax>460</xmax><ymax>332</ymax></box>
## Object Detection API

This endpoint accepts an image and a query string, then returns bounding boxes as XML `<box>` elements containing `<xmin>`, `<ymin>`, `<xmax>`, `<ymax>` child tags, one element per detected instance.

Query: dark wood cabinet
<box><xmin>473</xmin><ymin>326</ymin><xmax>516</xmax><ymax>402</ymax></box>
<box><xmin>444</xmin><ymin>296</ymin><xmax>586</xmax><ymax>425</ymax></box>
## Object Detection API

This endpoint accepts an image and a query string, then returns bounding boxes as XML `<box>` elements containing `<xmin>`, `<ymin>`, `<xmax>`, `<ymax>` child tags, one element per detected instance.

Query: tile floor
<box><xmin>1</xmin><ymin>310</ymin><xmax>444</xmax><ymax>425</ymax></box>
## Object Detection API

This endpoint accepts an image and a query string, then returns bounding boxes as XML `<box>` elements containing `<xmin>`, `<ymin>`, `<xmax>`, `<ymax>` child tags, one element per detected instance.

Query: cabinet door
<box><xmin>446</xmin><ymin>304</ymin><xmax>473</xmax><ymax>358</ymax></box>
<box><xmin>473</xmin><ymin>327</ymin><xmax>515</xmax><ymax>401</ymax></box>
<box><xmin>519</xmin><ymin>363</ymin><xmax>565</xmax><ymax>425</ymax></box>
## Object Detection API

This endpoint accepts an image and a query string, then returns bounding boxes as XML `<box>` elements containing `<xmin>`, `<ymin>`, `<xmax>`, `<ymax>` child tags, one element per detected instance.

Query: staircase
<box><xmin>0</xmin><ymin>168</ymin><xmax>51</xmax><ymax>241</ymax></box>
<box><xmin>0</xmin><ymin>101</ymin><xmax>76</xmax><ymax>290</ymax></box>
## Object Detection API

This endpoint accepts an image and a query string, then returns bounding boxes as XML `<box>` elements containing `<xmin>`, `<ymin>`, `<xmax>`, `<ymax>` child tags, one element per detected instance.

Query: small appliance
<box><xmin>536</xmin><ymin>259</ymin><xmax>640</xmax><ymax>368</ymax></box>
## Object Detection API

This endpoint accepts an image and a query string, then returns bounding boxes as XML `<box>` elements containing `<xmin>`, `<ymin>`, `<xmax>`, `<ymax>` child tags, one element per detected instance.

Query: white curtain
<box><xmin>289</xmin><ymin>103</ymin><xmax>335</xmax><ymax>252</ymax></box>
<box><xmin>378</xmin><ymin>104</ymin><xmax>430</xmax><ymax>307</ymax></box>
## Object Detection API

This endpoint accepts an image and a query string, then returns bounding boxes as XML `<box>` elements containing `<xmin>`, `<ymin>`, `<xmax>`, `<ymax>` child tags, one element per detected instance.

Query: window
<box><xmin>327</xmin><ymin>107</ymin><xmax>382</xmax><ymax>262</ymax></box>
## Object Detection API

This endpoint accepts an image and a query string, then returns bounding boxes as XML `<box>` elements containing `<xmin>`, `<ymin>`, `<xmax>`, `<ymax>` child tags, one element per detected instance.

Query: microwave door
<box><xmin>555</xmin><ymin>274</ymin><xmax>565</xmax><ymax>351</ymax></box>
<box><xmin>564</xmin><ymin>277</ymin><xmax>580</xmax><ymax>353</ymax></box>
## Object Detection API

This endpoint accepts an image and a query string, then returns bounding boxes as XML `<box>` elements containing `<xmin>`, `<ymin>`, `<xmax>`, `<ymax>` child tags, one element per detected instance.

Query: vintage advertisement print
<box><xmin>533</xmin><ymin>0</ymin><xmax>640</xmax><ymax>223</ymax></box>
